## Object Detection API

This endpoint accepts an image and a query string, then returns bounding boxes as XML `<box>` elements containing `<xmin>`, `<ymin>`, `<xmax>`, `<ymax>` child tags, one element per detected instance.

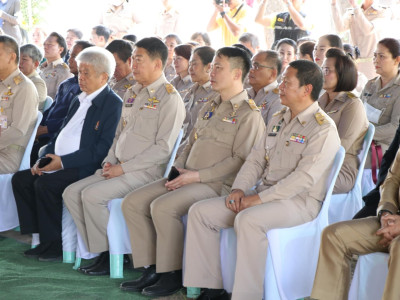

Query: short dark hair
<box><xmin>343</xmin><ymin>43</ymin><xmax>360</xmax><ymax>60</ymax></box>
<box><xmin>92</xmin><ymin>25</ymin><xmax>111</xmax><ymax>42</ymax></box>
<box><xmin>106</xmin><ymin>39</ymin><xmax>133</xmax><ymax>62</ymax></box>
<box><xmin>174</xmin><ymin>44</ymin><xmax>195</xmax><ymax>61</ymax></box>
<box><xmin>259</xmin><ymin>50</ymin><xmax>282</xmax><ymax>76</ymax></box>
<box><xmin>190</xmin><ymin>32</ymin><xmax>211</xmax><ymax>46</ymax></box>
<box><xmin>321</xmin><ymin>34</ymin><xmax>343</xmax><ymax>49</ymax></box>
<box><xmin>122</xmin><ymin>34</ymin><xmax>137</xmax><ymax>43</ymax></box>
<box><xmin>378</xmin><ymin>38</ymin><xmax>400</xmax><ymax>59</ymax></box>
<box><xmin>193</xmin><ymin>46</ymin><xmax>215</xmax><ymax>65</ymax></box>
<box><xmin>289</xmin><ymin>60</ymin><xmax>323</xmax><ymax>101</ymax></box>
<box><xmin>0</xmin><ymin>35</ymin><xmax>19</xmax><ymax>63</ymax></box>
<box><xmin>216</xmin><ymin>46</ymin><xmax>251</xmax><ymax>82</ymax></box>
<box><xmin>232</xmin><ymin>43</ymin><xmax>252</xmax><ymax>61</ymax></box>
<box><xmin>299</xmin><ymin>41</ymin><xmax>315</xmax><ymax>61</ymax></box>
<box><xmin>67</xmin><ymin>28</ymin><xmax>83</xmax><ymax>39</ymax></box>
<box><xmin>20</xmin><ymin>43</ymin><xmax>42</xmax><ymax>63</ymax></box>
<box><xmin>74</xmin><ymin>40</ymin><xmax>94</xmax><ymax>51</ymax></box>
<box><xmin>49</xmin><ymin>32</ymin><xmax>68</xmax><ymax>57</ymax></box>
<box><xmin>163</xmin><ymin>33</ymin><xmax>182</xmax><ymax>45</ymax></box>
<box><xmin>135</xmin><ymin>37</ymin><xmax>168</xmax><ymax>68</ymax></box>
<box><xmin>325</xmin><ymin>48</ymin><xmax>357</xmax><ymax>92</ymax></box>
<box><xmin>276</xmin><ymin>38</ymin><xmax>297</xmax><ymax>55</ymax></box>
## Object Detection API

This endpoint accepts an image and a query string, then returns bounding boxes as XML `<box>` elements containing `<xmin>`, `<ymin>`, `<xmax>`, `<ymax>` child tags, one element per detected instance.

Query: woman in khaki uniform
<box><xmin>170</xmin><ymin>44</ymin><xmax>194</xmax><ymax>99</ymax></box>
<box><xmin>361</xmin><ymin>38</ymin><xmax>400</xmax><ymax>169</ymax></box>
<box><xmin>318</xmin><ymin>48</ymin><xmax>368</xmax><ymax>193</ymax></box>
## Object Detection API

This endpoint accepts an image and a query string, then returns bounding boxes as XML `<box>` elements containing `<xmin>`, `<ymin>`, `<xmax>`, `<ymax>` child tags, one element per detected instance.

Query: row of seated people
<box><xmin>0</xmin><ymin>31</ymin><xmax>399</xmax><ymax>298</ymax></box>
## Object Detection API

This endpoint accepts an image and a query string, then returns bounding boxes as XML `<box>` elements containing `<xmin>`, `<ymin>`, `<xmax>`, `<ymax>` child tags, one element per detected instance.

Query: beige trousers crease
<box><xmin>184</xmin><ymin>193</ymin><xmax>321</xmax><ymax>300</ymax></box>
<box><xmin>311</xmin><ymin>217</ymin><xmax>400</xmax><ymax>300</ymax></box>
<box><xmin>0</xmin><ymin>147</ymin><xmax>24</xmax><ymax>174</ymax></box>
<box><xmin>121</xmin><ymin>178</ymin><xmax>220</xmax><ymax>273</ymax></box>
<box><xmin>63</xmin><ymin>169</ymin><xmax>159</xmax><ymax>253</ymax></box>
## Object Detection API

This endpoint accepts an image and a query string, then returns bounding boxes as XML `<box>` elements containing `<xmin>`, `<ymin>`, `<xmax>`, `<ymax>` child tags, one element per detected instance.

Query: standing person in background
<box><xmin>155</xmin><ymin>0</ymin><xmax>181</xmax><ymax>38</ymax></box>
<box><xmin>255</xmin><ymin>0</ymin><xmax>311</xmax><ymax>49</ymax></box>
<box><xmin>207</xmin><ymin>0</ymin><xmax>250</xmax><ymax>47</ymax></box>
<box><xmin>0</xmin><ymin>0</ymin><xmax>21</xmax><ymax>44</ymax></box>
<box><xmin>171</xmin><ymin>44</ymin><xmax>194</xmax><ymax>99</ymax></box>
<box><xmin>331</xmin><ymin>0</ymin><xmax>391</xmax><ymax>80</ymax></box>
<box><xmin>163</xmin><ymin>34</ymin><xmax>181</xmax><ymax>82</ymax></box>
<box><xmin>64</xmin><ymin>28</ymin><xmax>83</xmax><ymax>63</ymax></box>
<box><xmin>40</xmin><ymin>32</ymin><xmax>73</xmax><ymax>100</ymax></box>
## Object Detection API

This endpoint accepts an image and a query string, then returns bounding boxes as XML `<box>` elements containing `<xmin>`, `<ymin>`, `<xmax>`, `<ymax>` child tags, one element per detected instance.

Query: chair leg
<box><xmin>110</xmin><ymin>254</ymin><xmax>124</xmax><ymax>278</ymax></box>
<box><xmin>63</xmin><ymin>251</ymin><xmax>76</xmax><ymax>263</ymax></box>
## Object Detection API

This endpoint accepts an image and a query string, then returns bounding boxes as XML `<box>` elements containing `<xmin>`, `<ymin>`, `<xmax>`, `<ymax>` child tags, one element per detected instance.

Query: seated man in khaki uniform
<box><xmin>247</xmin><ymin>50</ymin><xmax>283</xmax><ymax>126</ymax></box>
<box><xmin>0</xmin><ymin>35</ymin><xmax>38</xmax><ymax>174</ymax></box>
<box><xmin>119</xmin><ymin>47</ymin><xmax>266</xmax><ymax>297</ymax></box>
<box><xmin>40</xmin><ymin>32</ymin><xmax>73</xmax><ymax>99</ymax></box>
<box><xmin>63</xmin><ymin>37</ymin><xmax>185</xmax><ymax>276</ymax></box>
<box><xmin>311</xmin><ymin>152</ymin><xmax>400</xmax><ymax>299</ymax></box>
<box><xmin>105</xmin><ymin>39</ymin><xmax>136</xmax><ymax>98</ymax></box>
<box><xmin>183</xmin><ymin>60</ymin><xmax>341</xmax><ymax>300</ymax></box>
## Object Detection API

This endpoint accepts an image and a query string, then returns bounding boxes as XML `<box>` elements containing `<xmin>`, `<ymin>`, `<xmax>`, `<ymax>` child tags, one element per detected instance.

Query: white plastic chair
<box><xmin>0</xmin><ymin>111</ymin><xmax>43</xmax><ymax>232</ymax></box>
<box><xmin>348</xmin><ymin>252</ymin><xmax>389</xmax><ymax>300</ymax></box>
<box><xmin>328</xmin><ymin>123</ymin><xmax>375</xmax><ymax>224</ymax></box>
<box><xmin>42</xmin><ymin>96</ymin><xmax>53</xmax><ymax>112</ymax></box>
<box><xmin>218</xmin><ymin>147</ymin><xmax>345</xmax><ymax>298</ymax></box>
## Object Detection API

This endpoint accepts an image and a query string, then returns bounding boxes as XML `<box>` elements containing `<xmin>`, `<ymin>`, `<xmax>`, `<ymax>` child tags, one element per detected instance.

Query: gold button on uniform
<box><xmin>285</xmin><ymin>141</ymin><xmax>289</xmax><ymax>146</ymax></box>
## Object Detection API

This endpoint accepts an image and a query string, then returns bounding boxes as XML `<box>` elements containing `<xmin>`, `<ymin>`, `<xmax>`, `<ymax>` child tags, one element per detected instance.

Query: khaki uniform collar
<box><xmin>263</xmin><ymin>80</ymin><xmax>279</xmax><ymax>93</ymax></box>
<box><xmin>27</xmin><ymin>70</ymin><xmax>39</xmax><ymax>78</ymax></box>
<box><xmin>49</xmin><ymin>58</ymin><xmax>64</xmax><ymax>68</ymax></box>
<box><xmin>133</xmin><ymin>74</ymin><xmax>167</xmax><ymax>96</ymax></box>
<box><xmin>286</xmin><ymin>101</ymin><xmax>319</xmax><ymax>127</ymax></box>
<box><xmin>1</xmin><ymin>68</ymin><xmax>21</xmax><ymax>86</ymax></box>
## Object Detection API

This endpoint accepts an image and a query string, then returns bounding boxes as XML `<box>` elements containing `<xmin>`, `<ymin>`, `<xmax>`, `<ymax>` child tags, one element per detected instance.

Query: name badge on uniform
<box><xmin>1</xmin><ymin>96</ymin><xmax>9</xmax><ymax>101</ymax></box>
<box><xmin>379</xmin><ymin>94</ymin><xmax>392</xmax><ymax>98</ymax></box>
<box><xmin>45</xmin><ymin>71</ymin><xmax>56</xmax><ymax>78</ymax></box>
<box><xmin>290</xmin><ymin>133</ymin><xmax>306</xmax><ymax>144</ymax></box>
<box><xmin>197</xmin><ymin>97</ymin><xmax>208</xmax><ymax>103</ymax></box>
<box><xmin>222</xmin><ymin>116</ymin><xmax>237</xmax><ymax>124</ymax></box>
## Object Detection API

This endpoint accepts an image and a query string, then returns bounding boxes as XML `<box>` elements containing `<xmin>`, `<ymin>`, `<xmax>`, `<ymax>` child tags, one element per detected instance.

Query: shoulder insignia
<box><xmin>273</xmin><ymin>107</ymin><xmax>287</xmax><ymax>117</ymax></box>
<box><xmin>272</xmin><ymin>88</ymin><xmax>279</xmax><ymax>94</ymax></box>
<box><xmin>61</xmin><ymin>63</ymin><xmax>69</xmax><ymax>69</ymax></box>
<box><xmin>13</xmin><ymin>75</ymin><xmax>23</xmax><ymax>85</ymax></box>
<box><xmin>124</xmin><ymin>84</ymin><xmax>132</xmax><ymax>89</ymax></box>
<box><xmin>346</xmin><ymin>92</ymin><xmax>357</xmax><ymax>99</ymax></box>
<box><xmin>247</xmin><ymin>99</ymin><xmax>259</xmax><ymax>111</ymax></box>
<box><xmin>165</xmin><ymin>83</ymin><xmax>176</xmax><ymax>94</ymax></box>
<box><xmin>315</xmin><ymin>112</ymin><xmax>328</xmax><ymax>126</ymax></box>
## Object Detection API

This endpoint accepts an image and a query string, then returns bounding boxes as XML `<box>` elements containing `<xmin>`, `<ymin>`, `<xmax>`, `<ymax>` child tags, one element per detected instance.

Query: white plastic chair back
<box><xmin>263</xmin><ymin>146</ymin><xmax>345</xmax><ymax>300</ymax></box>
<box><xmin>329</xmin><ymin>123</ymin><xmax>374</xmax><ymax>224</ymax></box>
<box><xmin>43</xmin><ymin>96</ymin><xmax>53</xmax><ymax>112</ymax></box>
<box><xmin>0</xmin><ymin>111</ymin><xmax>42</xmax><ymax>232</ymax></box>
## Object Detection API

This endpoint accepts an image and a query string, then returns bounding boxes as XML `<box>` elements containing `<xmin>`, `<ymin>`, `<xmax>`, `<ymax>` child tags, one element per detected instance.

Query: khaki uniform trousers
<box><xmin>0</xmin><ymin>146</ymin><xmax>24</xmax><ymax>174</ymax></box>
<box><xmin>63</xmin><ymin>169</ymin><xmax>160</xmax><ymax>253</ymax></box>
<box><xmin>121</xmin><ymin>178</ymin><xmax>223</xmax><ymax>273</ymax></box>
<box><xmin>183</xmin><ymin>193</ymin><xmax>321</xmax><ymax>300</ymax></box>
<box><xmin>311</xmin><ymin>217</ymin><xmax>400</xmax><ymax>300</ymax></box>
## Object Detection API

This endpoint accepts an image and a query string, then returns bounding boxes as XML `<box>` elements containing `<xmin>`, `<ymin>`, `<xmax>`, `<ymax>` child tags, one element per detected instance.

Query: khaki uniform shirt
<box><xmin>319</xmin><ymin>91</ymin><xmax>369</xmax><ymax>191</ymax></box>
<box><xmin>361</xmin><ymin>74</ymin><xmax>400</xmax><ymax>149</ymax></box>
<box><xmin>171</xmin><ymin>74</ymin><xmax>193</xmax><ymax>99</ymax></box>
<box><xmin>164</xmin><ymin>64</ymin><xmax>176</xmax><ymax>83</ymax></box>
<box><xmin>155</xmin><ymin>8</ymin><xmax>181</xmax><ymax>38</ymax></box>
<box><xmin>232</xmin><ymin>101</ymin><xmax>340</xmax><ymax>203</ymax></box>
<box><xmin>247</xmin><ymin>81</ymin><xmax>283</xmax><ymax>126</ymax></box>
<box><xmin>40</xmin><ymin>58</ymin><xmax>73</xmax><ymax>100</ymax></box>
<box><xmin>0</xmin><ymin>69</ymin><xmax>38</xmax><ymax>150</ymax></box>
<box><xmin>100</xmin><ymin>2</ymin><xmax>139</xmax><ymax>35</ymax></box>
<box><xmin>331</xmin><ymin>4</ymin><xmax>390</xmax><ymax>79</ymax></box>
<box><xmin>175</xmin><ymin>90</ymin><xmax>266</xmax><ymax>194</ymax></box>
<box><xmin>104</xmin><ymin>75</ymin><xmax>185</xmax><ymax>174</ymax></box>
<box><xmin>109</xmin><ymin>73</ymin><xmax>136</xmax><ymax>99</ymax></box>
<box><xmin>28</xmin><ymin>70</ymin><xmax>47</xmax><ymax>112</ymax></box>
<box><xmin>378</xmin><ymin>148</ymin><xmax>400</xmax><ymax>215</ymax></box>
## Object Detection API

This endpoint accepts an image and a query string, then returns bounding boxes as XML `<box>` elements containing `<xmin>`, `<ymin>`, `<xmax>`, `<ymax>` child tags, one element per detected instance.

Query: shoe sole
<box><xmin>120</xmin><ymin>286</ymin><xmax>145</xmax><ymax>292</ymax></box>
<box><xmin>141</xmin><ymin>286</ymin><xmax>183</xmax><ymax>297</ymax></box>
<box><xmin>38</xmin><ymin>256</ymin><xmax>62</xmax><ymax>262</ymax></box>
<box><xmin>24</xmin><ymin>253</ymin><xmax>41</xmax><ymax>259</ymax></box>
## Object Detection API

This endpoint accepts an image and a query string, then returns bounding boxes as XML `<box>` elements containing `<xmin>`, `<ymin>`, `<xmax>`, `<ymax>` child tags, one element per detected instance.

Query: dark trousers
<box><xmin>30</xmin><ymin>137</ymin><xmax>50</xmax><ymax>167</ymax></box>
<box><xmin>12</xmin><ymin>168</ymin><xmax>79</xmax><ymax>243</ymax></box>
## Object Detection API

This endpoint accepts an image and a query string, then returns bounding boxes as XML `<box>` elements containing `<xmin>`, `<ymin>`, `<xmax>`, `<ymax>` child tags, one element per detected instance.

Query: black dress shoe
<box><xmin>83</xmin><ymin>256</ymin><xmax>110</xmax><ymax>276</ymax></box>
<box><xmin>197</xmin><ymin>288</ymin><xmax>229</xmax><ymax>300</ymax></box>
<box><xmin>120</xmin><ymin>265</ymin><xmax>160</xmax><ymax>292</ymax></box>
<box><xmin>38</xmin><ymin>241</ymin><xmax>62</xmax><ymax>262</ymax></box>
<box><xmin>78</xmin><ymin>251</ymin><xmax>109</xmax><ymax>273</ymax></box>
<box><xmin>24</xmin><ymin>242</ymin><xmax>52</xmax><ymax>258</ymax></box>
<box><xmin>141</xmin><ymin>270</ymin><xmax>183</xmax><ymax>297</ymax></box>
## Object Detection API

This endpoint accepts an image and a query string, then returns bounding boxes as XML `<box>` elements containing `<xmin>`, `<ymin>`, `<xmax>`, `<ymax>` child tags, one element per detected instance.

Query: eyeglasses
<box><xmin>251</xmin><ymin>62</ymin><xmax>275</xmax><ymax>71</ymax></box>
<box><xmin>322</xmin><ymin>67</ymin><xmax>335</xmax><ymax>76</ymax></box>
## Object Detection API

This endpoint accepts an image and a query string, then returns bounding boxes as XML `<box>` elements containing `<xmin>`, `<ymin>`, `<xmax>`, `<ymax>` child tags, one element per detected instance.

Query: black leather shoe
<box><xmin>197</xmin><ymin>288</ymin><xmax>229</xmax><ymax>300</ymax></box>
<box><xmin>24</xmin><ymin>242</ymin><xmax>52</xmax><ymax>258</ymax></box>
<box><xmin>141</xmin><ymin>270</ymin><xmax>183</xmax><ymax>297</ymax></box>
<box><xmin>38</xmin><ymin>241</ymin><xmax>62</xmax><ymax>262</ymax></box>
<box><xmin>83</xmin><ymin>256</ymin><xmax>110</xmax><ymax>276</ymax></box>
<box><xmin>78</xmin><ymin>251</ymin><xmax>109</xmax><ymax>273</ymax></box>
<box><xmin>120</xmin><ymin>265</ymin><xmax>160</xmax><ymax>292</ymax></box>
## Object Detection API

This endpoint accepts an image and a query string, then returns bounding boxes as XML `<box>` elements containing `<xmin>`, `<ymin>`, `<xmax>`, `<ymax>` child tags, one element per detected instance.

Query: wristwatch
<box><xmin>378</xmin><ymin>209</ymin><xmax>393</xmax><ymax>222</ymax></box>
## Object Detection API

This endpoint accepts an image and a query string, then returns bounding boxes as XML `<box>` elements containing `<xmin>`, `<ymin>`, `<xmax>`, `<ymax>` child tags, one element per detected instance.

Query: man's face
<box><xmin>78</xmin><ymin>62</ymin><xmax>106</xmax><ymax>94</ymax></box>
<box><xmin>279</xmin><ymin>66</ymin><xmax>304</xmax><ymax>108</ymax></box>
<box><xmin>67</xmin><ymin>44</ymin><xmax>83</xmax><ymax>75</ymax></box>
<box><xmin>90</xmin><ymin>30</ymin><xmax>105</xmax><ymax>47</ymax></box>
<box><xmin>131</xmin><ymin>47</ymin><xmax>158</xmax><ymax>85</ymax></box>
<box><xmin>112</xmin><ymin>53</ymin><xmax>131</xmax><ymax>82</ymax></box>
<box><xmin>249</xmin><ymin>52</ymin><xmax>275</xmax><ymax>89</ymax></box>
<box><xmin>0</xmin><ymin>43</ymin><xmax>14</xmax><ymax>72</ymax></box>
<box><xmin>210</xmin><ymin>54</ymin><xmax>237</xmax><ymax>93</ymax></box>
<box><xmin>19</xmin><ymin>54</ymin><xmax>36</xmax><ymax>76</ymax></box>
<box><xmin>66</xmin><ymin>31</ymin><xmax>79</xmax><ymax>50</ymax></box>
<box><xmin>43</xmin><ymin>36</ymin><xmax>63</xmax><ymax>61</ymax></box>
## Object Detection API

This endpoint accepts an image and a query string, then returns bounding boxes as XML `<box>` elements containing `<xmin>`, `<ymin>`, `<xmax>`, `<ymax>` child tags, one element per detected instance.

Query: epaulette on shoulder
<box><xmin>247</xmin><ymin>99</ymin><xmax>259</xmax><ymax>111</ymax></box>
<box><xmin>273</xmin><ymin>107</ymin><xmax>287</xmax><ymax>117</ymax></box>
<box><xmin>346</xmin><ymin>91</ymin><xmax>357</xmax><ymax>99</ymax></box>
<box><xmin>315</xmin><ymin>112</ymin><xmax>329</xmax><ymax>126</ymax></box>
<box><xmin>165</xmin><ymin>83</ymin><xmax>176</xmax><ymax>94</ymax></box>
<box><xmin>61</xmin><ymin>63</ymin><xmax>69</xmax><ymax>69</ymax></box>
<box><xmin>272</xmin><ymin>88</ymin><xmax>279</xmax><ymax>94</ymax></box>
<box><xmin>13</xmin><ymin>75</ymin><xmax>23</xmax><ymax>85</ymax></box>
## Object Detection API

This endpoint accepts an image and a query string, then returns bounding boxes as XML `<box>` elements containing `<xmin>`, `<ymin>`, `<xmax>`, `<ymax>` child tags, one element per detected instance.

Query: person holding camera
<box><xmin>118</xmin><ymin>47</ymin><xmax>265</xmax><ymax>297</ymax></box>
<box><xmin>207</xmin><ymin>0</ymin><xmax>250</xmax><ymax>46</ymax></box>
